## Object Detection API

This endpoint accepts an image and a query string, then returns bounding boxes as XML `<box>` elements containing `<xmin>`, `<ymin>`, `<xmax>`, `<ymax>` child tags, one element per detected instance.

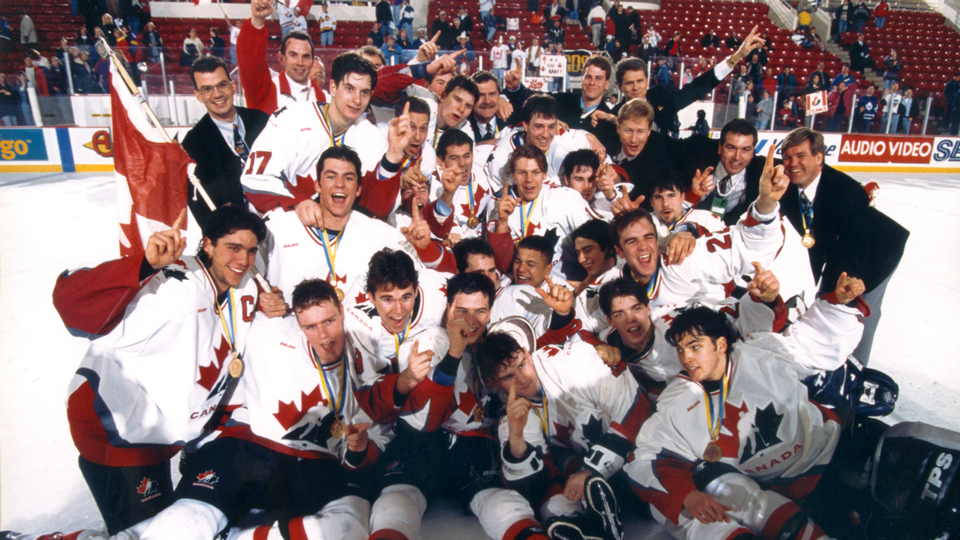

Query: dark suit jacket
<box><xmin>468</xmin><ymin>114</ymin><xmax>511</xmax><ymax>143</ymax></box>
<box><xmin>504</xmin><ymin>85</ymin><xmax>621</xmax><ymax>152</ymax></box>
<box><xmin>611</xmin><ymin>67</ymin><xmax>723</xmax><ymax>134</ymax></box>
<box><xmin>182</xmin><ymin>106</ymin><xmax>269</xmax><ymax>228</ymax></box>
<box><xmin>780</xmin><ymin>165</ymin><xmax>907</xmax><ymax>293</ymax></box>
<box><xmin>694</xmin><ymin>156</ymin><xmax>766</xmax><ymax>226</ymax></box>
<box><xmin>617</xmin><ymin>131</ymin><xmax>719</xmax><ymax>202</ymax></box>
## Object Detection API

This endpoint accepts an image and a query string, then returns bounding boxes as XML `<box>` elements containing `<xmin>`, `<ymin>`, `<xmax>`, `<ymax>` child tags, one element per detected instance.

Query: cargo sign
<box><xmin>0</xmin><ymin>129</ymin><xmax>48</xmax><ymax>161</ymax></box>
<box><xmin>838</xmin><ymin>135</ymin><xmax>934</xmax><ymax>164</ymax></box>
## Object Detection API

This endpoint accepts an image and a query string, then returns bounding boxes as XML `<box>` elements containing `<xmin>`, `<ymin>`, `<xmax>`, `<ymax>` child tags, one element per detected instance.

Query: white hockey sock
<box><xmin>469</xmin><ymin>487</ymin><xmax>539</xmax><ymax>540</ymax></box>
<box><xmin>137</xmin><ymin>499</ymin><xmax>228</xmax><ymax>540</ymax></box>
<box><xmin>369</xmin><ymin>484</ymin><xmax>427</xmax><ymax>540</ymax></box>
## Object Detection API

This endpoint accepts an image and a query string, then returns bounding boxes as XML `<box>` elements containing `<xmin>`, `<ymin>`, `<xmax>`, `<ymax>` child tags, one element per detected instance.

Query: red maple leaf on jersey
<box><xmin>197</xmin><ymin>337</ymin><xmax>231</xmax><ymax>391</ymax></box>
<box><xmin>552</xmin><ymin>421</ymin><xmax>574</xmax><ymax>447</ymax></box>
<box><xmin>524</xmin><ymin>221</ymin><xmax>541</xmax><ymax>237</ymax></box>
<box><xmin>354</xmin><ymin>291</ymin><xmax>370</xmax><ymax>304</ymax></box>
<box><xmin>135</xmin><ymin>477</ymin><xmax>153</xmax><ymax>496</ymax></box>
<box><xmin>457</xmin><ymin>389</ymin><xmax>478</xmax><ymax>415</ymax></box>
<box><xmin>292</xmin><ymin>174</ymin><xmax>318</xmax><ymax>200</ymax></box>
<box><xmin>717</xmin><ymin>401</ymin><xmax>749</xmax><ymax>458</ymax></box>
<box><xmin>274</xmin><ymin>386</ymin><xmax>327</xmax><ymax>431</ymax></box>
<box><xmin>542</xmin><ymin>345</ymin><xmax>562</xmax><ymax>358</ymax></box>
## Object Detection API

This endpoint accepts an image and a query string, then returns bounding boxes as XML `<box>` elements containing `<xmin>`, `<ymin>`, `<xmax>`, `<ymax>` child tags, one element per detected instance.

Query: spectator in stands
<box><xmin>689</xmin><ymin>108</ymin><xmax>709</xmax><ymax>136</ymax></box>
<box><xmin>381</xmin><ymin>33</ymin><xmax>402</xmax><ymax>65</ymax></box>
<box><xmin>547</xmin><ymin>17</ymin><xmax>566</xmax><ymax>45</ymax></box>
<box><xmin>834</xmin><ymin>0</ymin><xmax>852</xmax><ymax>39</ymax></box>
<box><xmin>0</xmin><ymin>74</ymin><xmax>21</xmax><ymax>125</ymax></box>
<box><xmin>182</xmin><ymin>28</ymin><xmax>204</xmax><ymax>67</ymax></box>
<box><xmin>208</xmin><ymin>28</ymin><xmax>226</xmax><ymax>60</ymax></box>
<box><xmin>457</xmin><ymin>8</ymin><xmax>473</xmax><ymax>35</ymax></box>
<box><xmin>0</xmin><ymin>15</ymin><xmax>13</xmax><ymax>54</ymax></box>
<box><xmin>490</xmin><ymin>36</ymin><xmax>509</xmax><ymax>84</ymax></box>
<box><xmin>526</xmin><ymin>36</ymin><xmax>543</xmax><ymax>73</ymax></box>
<box><xmin>777</xmin><ymin>66</ymin><xmax>798</xmax><ymax>97</ymax></box>
<box><xmin>376</xmin><ymin>0</ymin><xmax>394</xmax><ymax>33</ymax></box>
<box><xmin>605</xmin><ymin>35</ymin><xmax>623</xmax><ymax>63</ymax></box>
<box><xmin>827</xmin><ymin>80</ymin><xmax>849</xmax><ymax>131</ymax></box>
<box><xmin>398</xmin><ymin>0</ymin><xmax>415</xmax><ymax>38</ymax></box>
<box><xmin>663</xmin><ymin>31</ymin><xmax>682</xmax><ymax>64</ymax></box>
<box><xmin>899</xmin><ymin>87</ymin><xmax>919</xmax><ymax>134</ymax></box>
<box><xmin>700</xmin><ymin>29</ymin><xmax>720</xmax><ymax>50</ymax></box>
<box><xmin>881</xmin><ymin>81</ymin><xmax>902</xmax><ymax>133</ymax></box>
<box><xmin>948</xmin><ymin>71</ymin><xmax>960</xmax><ymax>135</ymax></box>
<box><xmin>760</xmin><ymin>66</ymin><xmax>777</xmax><ymax>96</ymax></box>
<box><xmin>480</xmin><ymin>0</ymin><xmax>495</xmax><ymax>23</ymax></box>
<box><xmin>725</xmin><ymin>29</ymin><xmax>742</xmax><ymax>50</ymax></box>
<box><xmin>654</xmin><ymin>57</ymin><xmax>671</xmax><ymax>88</ymax></box>
<box><xmin>318</xmin><ymin>2</ymin><xmax>337</xmax><ymax>47</ymax></box>
<box><xmin>589</xmin><ymin>3</ymin><xmax>606</xmax><ymax>48</ymax></box>
<box><xmin>625</xmin><ymin>6</ymin><xmax>641</xmax><ymax>47</ymax></box>
<box><xmin>747</xmin><ymin>52</ymin><xmax>763</xmax><ymax>82</ymax></box>
<box><xmin>731</xmin><ymin>64</ymin><xmax>750</xmax><ymax>101</ymax></box>
<box><xmin>141</xmin><ymin>22</ymin><xmax>162</xmax><ymax>64</ymax></box>
<box><xmin>16</xmin><ymin>72</ymin><xmax>35</xmax><ymax>124</ymax></box>
<box><xmin>850</xmin><ymin>32</ymin><xmax>872</xmax><ymax>72</ymax></box>
<box><xmin>874</xmin><ymin>0</ymin><xmax>890</xmax><ymax>28</ymax></box>
<box><xmin>101</xmin><ymin>14</ymin><xmax>118</xmax><ymax>46</ymax></box>
<box><xmin>47</xmin><ymin>56</ymin><xmax>68</xmax><ymax>95</ymax></box>
<box><xmin>69</xmin><ymin>48</ymin><xmax>96</xmax><ymax>94</ymax></box>
<box><xmin>755</xmin><ymin>89</ymin><xmax>773</xmax><ymax>130</ymax></box>
<box><xmin>744</xmin><ymin>90</ymin><xmax>757</xmax><ymax>125</ymax></box>
<box><xmin>808</xmin><ymin>61</ymin><xmax>830</xmax><ymax>91</ymax></box>
<box><xmin>832</xmin><ymin>64</ymin><xmax>856</xmax><ymax>89</ymax></box>
<box><xmin>368</xmin><ymin>22</ymin><xmax>385</xmax><ymax>48</ymax></box>
<box><xmin>125</xmin><ymin>0</ymin><xmax>146</xmax><ymax>38</ymax></box>
<box><xmin>856</xmin><ymin>83</ymin><xmax>878</xmax><ymax>132</ymax></box>
<box><xmin>412</xmin><ymin>28</ymin><xmax>429</xmax><ymax>48</ymax></box>
<box><xmin>432</xmin><ymin>10</ymin><xmax>457</xmax><ymax>49</ymax></box>
<box><xmin>19</xmin><ymin>10</ymin><xmax>38</xmax><ymax>51</ymax></box>
<box><xmin>544</xmin><ymin>0</ymin><xmax>568</xmax><ymax>26</ymax></box>
<box><xmin>882</xmin><ymin>49</ymin><xmax>903</xmax><ymax>91</ymax></box>
<box><xmin>777</xmin><ymin>97</ymin><xmax>799</xmax><ymax>130</ymax></box>
<box><xmin>75</xmin><ymin>27</ymin><xmax>94</xmax><ymax>55</ymax></box>
<box><xmin>396</xmin><ymin>28</ymin><xmax>412</xmax><ymax>50</ymax></box>
<box><xmin>851</xmin><ymin>1</ymin><xmax>870</xmax><ymax>33</ymax></box>
<box><xmin>797</xmin><ymin>8</ymin><xmax>812</xmax><ymax>32</ymax></box>
<box><xmin>807</xmin><ymin>72</ymin><xmax>827</xmax><ymax>93</ymax></box>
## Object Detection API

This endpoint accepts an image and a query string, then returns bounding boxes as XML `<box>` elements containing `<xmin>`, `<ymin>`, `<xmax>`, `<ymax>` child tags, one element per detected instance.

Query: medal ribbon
<box><xmin>644</xmin><ymin>265</ymin><xmax>660</xmax><ymax>300</ymax></box>
<box><xmin>317</xmin><ymin>227</ymin><xmax>344</xmax><ymax>289</ymax></box>
<box><xmin>531</xmin><ymin>385</ymin><xmax>550</xmax><ymax>445</ymax></box>
<box><xmin>519</xmin><ymin>197</ymin><xmax>537</xmax><ymax>237</ymax></box>
<box><xmin>392</xmin><ymin>316</ymin><xmax>413</xmax><ymax>371</ymax></box>
<box><xmin>214</xmin><ymin>289</ymin><xmax>237</xmax><ymax>354</ymax></box>
<box><xmin>700</xmin><ymin>361</ymin><xmax>730</xmax><ymax>444</ymax></box>
<box><xmin>798</xmin><ymin>190</ymin><xmax>814</xmax><ymax>234</ymax></box>
<box><xmin>322</xmin><ymin>105</ymin><xmax>345</xmax><ymax>147</ymax></box>
<box><xmin>312</xmin><ymin>348</ymin><xmax>346</xmax><ymax>419</ymax></box>
<box><xmin>467</xmin><ymin>173</ymin><xmax>477</xmax><ymax>218</ymax></box>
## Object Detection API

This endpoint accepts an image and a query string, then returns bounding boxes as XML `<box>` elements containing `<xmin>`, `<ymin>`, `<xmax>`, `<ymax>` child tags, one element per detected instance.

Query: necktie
<box><xmin>800</xmin><ymin>190</ymin><xmax>813</xmax><ymax>217</ymax></box>
<box><xmin>718</xmin><ymin>174</ymin><xmax>732</xmax><ymax>195</ymax></box>
<box><xmin>233</xmin><ymin>123</ymin><xmax>249</xmax><ymax>163</ymax></box>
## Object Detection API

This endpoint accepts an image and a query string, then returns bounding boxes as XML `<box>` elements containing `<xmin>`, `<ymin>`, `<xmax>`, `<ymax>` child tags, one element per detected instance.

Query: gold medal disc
<box><xmin>331</xmin><ymin>417</ymin><xmax>345</xmax><ymax>439</ymax></box>
<box><xmin>472</xmin><ymin>405</ymin><xmax>485</xmax><ymax>423</ymax></box>
<box><xmin>801</xmin><ymin>232</ymin><xmax>816</xmax><ymax>249</ymax></box>
<box><xmin>228</xmin><ymin>355</ymin><xmax>244</xmax><ymax>378</ymax></box>
<box><xmin>335</xmin><ymin>287</ymin><xmax>345</xmax><ymax>302</ymax></box>
<box><xmin>467</xmin><ymin>215</ymin><xmax>480</xmax><ymax>229</ymax></box>
<box><xmin>703</xmin><ymin>441</ymin><xmax>723</xmax><ymax>462</ymax></box>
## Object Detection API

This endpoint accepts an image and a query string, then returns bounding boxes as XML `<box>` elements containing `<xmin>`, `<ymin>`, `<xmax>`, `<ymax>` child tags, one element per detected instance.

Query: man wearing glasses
<box><xmin>183</xmin><ymin>55</ymin><xmax>269</xmax><ymax>228</ymax></box>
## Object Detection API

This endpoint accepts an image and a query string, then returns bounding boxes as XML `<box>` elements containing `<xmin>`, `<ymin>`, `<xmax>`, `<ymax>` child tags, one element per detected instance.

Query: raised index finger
<box><xmin>763</xmin><ymin>143</ymin><xmax>776</xmax><ymax>176</ymax></box>
<box><xmin>508</xmin><ymin>380</ymin><xmax>516</xmax><ymax>403</ymax></box>
<box><xmin>430</xmin><ymin>31</ymin><xmax>441</xmax><ymax>44</ymax></box>
<box><xmin>172</xmin><ymin>207</ymin><xmax>187</xmax><ymax>231</ymax></box>
<box><xmin>401</xmin><ymin>100</ymin><xmax>410</xmax><ymax>118</ymax></box>
<box><xmin>451</xmin><ymin>48</ymin><xmax>466</xmax><ymax>58</ymax></box>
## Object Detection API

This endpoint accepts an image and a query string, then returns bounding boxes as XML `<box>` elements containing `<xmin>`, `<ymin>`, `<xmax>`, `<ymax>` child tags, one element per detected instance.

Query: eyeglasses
<box><xmin>198</xmin><ymin>80</ymin><xmax>232</xmax><ymax>97</ymax></box>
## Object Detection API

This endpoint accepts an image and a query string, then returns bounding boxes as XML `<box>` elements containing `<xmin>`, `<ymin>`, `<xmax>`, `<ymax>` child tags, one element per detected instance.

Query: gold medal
<box><xmin>228</xmin><ymin>354</ymin><xmax>244</xmax><ymax>378</ymax></box>
<box><xmin>703</xmin><ymin>441</ymin><xmax>722</xmax><ymax>462</ymax></box>
<box><xmin>330</xmin><ymin>417</ymin><xmax>345</xmax><ymax>439</ymax></box>
<box><xmin>472</xmin><ymin>405</ymin><xmax>485</xmax><ymax>423</ymax></box>
<box><xmin>467</xmin><ymin>215</ymin><xmax>480</xmax><ymax>229</ymax></box>
<box><xmin>334</xmin><ymin>287</ymin><xmax>345</xmax><ymax>302</ymax></box>
<box><xmin>801</xmin><ymin>232</ymin><xmax>815</xmax><ymax>249</ymax></box>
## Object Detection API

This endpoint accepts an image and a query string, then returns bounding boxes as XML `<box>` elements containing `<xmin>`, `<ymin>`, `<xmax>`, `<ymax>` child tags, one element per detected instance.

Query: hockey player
<box><xmin>454</xmin><ymin>238</ymin><xmax>507</xmax><ymax>288</ymax></box>
<box><xmin>624</xmin><ymin>272</ymin><xmax>871</xmax><ymax>540</ymax></box>
<box><xmin>133</xmin><ymin>279</ymin><xmax>390</xmax><ymax>540</ymax></box>
<box><xmin>423</xmin><ymin>129</ymin><xmax>493</xmax><ymax>241</ymax></box>
<box><xmin>366</xmin><ymin>273</ymin><xmax>550</xmax><ymax>540</ymax></box>
<box><xmin>240</xmin><ymin>52</ymin><xmax>389</xmax><ymax>216</ymax></box>
<box><xmin>259</xmin><ymin>146</ymin><xmax>419</xmax><ymax>303</ymax></box>
<box><xmin>567</xmin><ymin>219</ymin><xmax>622</xmax><ymax>333</ymax></box>
<box><xmin>485</xmin><ymin>94</ymin><xmax>607</xmax><ymax>192</ymax></box>
<box><xmin>608</xmin><ymin>143</ymin><xmax>788</xmax><ymax>313</ymax></box>
<box><xmin>559</xmin><ymin>149</ymin><xmax>631</xmax><ymax>222</ymax></box>
<box><xmin>489</xmin><ymin>145</ymin><xmax>604</xmax><ymax>281</ymax></box>
<box><xmin>477</xmin><ymin>323</ymin><xmax>653</xmax><ymax>540</ymax></box>
<box><xmin>237</xmin><ymin>0</ymin><xmax>324</xmax><ymax>114</ymax></box>
<box><xmin>51</xmin><ymin>207</ymin><xmax>277</xmax><ymax>535</ymax></box>
<box><xmin>426</xmin><ymin>75</ymin><xmax>479</xmax><ymax>147</ymax></box>
<box><xmin>648</xmin><ymin>168</ymin><xmax>725</xmax><ymax>238</ymax></box>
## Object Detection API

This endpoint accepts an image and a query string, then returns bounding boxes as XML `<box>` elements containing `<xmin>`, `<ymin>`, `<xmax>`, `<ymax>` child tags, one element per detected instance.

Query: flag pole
<box><xmin>97</xmin><ymin>37</ymin><xmax>274</xmax><ymax>291</ymax></box>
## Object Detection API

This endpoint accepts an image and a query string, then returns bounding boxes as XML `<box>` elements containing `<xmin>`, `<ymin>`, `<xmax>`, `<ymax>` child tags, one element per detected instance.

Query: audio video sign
<box><xmin>838</xmin><ymin>134</ymin><xmax>934</xmax><ymax>164</ymax></box>
<box><xmin>0</xmin><ymin>129</ymin><xmax>48</xmax><ymax>161</ymax></box>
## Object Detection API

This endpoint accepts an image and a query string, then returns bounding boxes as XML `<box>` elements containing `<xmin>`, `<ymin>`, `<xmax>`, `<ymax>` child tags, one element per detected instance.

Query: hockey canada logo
<box><xmin>136</xmin><ymin>477</ymin><xmax>161</xmax><ymax>502</ymax></box>
<box><xmin>193</xmin><ymin>470</ymin><xmax>220</xmax><ymax>489</ymax></box>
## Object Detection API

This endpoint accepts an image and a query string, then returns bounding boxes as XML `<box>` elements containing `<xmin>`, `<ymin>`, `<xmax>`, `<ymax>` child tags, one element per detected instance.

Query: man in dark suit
<box><xmin>502</xmin><ymin>55</ymin><xmax>621</xmax><ymax>151</ymax></box>
<box><xmin>467</xmin><ymin>70</ymin><xmax>516</xmax><ymax>143</ymax></box>
<box><xmin>590</xmin><ymin>26</ymin><xmax>764</xmax><ymax>137</ymax></box>
<box><xmin>183</xmin><ymin>56</ymin><xmax>269</xmax><ymax>228</ymax></box>
<box><xmin>779</xmin><ymin>127</ymin><xmax>907</xmax><ymax>364</ymax></box>
<box><xmin>690</xmin><ymin>118</ymin><xmax>766</xmax><ymax>226</ymax></box>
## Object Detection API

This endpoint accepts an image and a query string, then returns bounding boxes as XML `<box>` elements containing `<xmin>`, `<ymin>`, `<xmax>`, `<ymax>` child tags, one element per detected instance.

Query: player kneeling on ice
<box><xmin>624</xmin><ymin>272</ymin><xmax>960</xmax><ymax>540</ymax></box>
<box><xmin>477</xmin><ymin>320</ymin><xmax>653</xmax><ymax>540</ymax></box>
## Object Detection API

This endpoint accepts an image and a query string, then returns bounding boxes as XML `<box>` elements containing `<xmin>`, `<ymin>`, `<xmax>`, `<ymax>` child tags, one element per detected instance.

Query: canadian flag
<box><xmin>109</xmin><ymin>62</ymin><xmax>192</xmax><ymax>258</ymax></box>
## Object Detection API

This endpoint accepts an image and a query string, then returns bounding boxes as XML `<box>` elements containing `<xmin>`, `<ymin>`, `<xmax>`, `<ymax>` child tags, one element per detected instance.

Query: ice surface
<box><xmin>1</xmin><ymin>171</ymin><xmax>957</xmax><ymax>538</ymax></box>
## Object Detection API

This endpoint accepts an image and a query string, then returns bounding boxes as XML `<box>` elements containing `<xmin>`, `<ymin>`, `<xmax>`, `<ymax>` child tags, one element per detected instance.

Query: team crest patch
<box><xmin>136</xmin><ymin>477</ymin><xmax>161</xmax><ymax>502</ymax></box>
<box><xmin>384</xmin><ymin>459</ymin><xmax>404</xmax><ymax>477</ymax></box>
<box><xmin>193</xmin><ymin>470</ymin><xmax>220</xmax><ymax>489</ymax></box>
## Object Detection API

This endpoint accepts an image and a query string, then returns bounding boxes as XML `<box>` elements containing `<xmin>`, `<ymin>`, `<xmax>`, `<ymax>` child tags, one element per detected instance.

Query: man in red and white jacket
<box><xmin>237</xmin><ymin>0</ymin><xmax>324</xmax><ymax>114</ymax></box>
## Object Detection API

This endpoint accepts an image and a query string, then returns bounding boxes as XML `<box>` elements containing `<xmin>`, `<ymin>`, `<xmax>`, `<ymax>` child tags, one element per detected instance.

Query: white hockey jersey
<box><xmin>485</xmin><ymin>128</ymin><xmax>595</xmax><ymax>192</ymax></box>
<box><xmin>624</xmin><ymin>297</ymin><xmax>866</xmax><ymax>526</ymax></box>
<box><xmin>260</xmin><ymin>208</ymin><xmax>420</xmax><ymax>305</ymax></box>
<box><xmin>241</xmin><ymin>101</ymin><xmax>387</xmax><ymax>213</ymax></box>
<box><xmin>498</xmin><ymin>341</ymin><xmax>653</xmax><ymax>483</ymax></box>
<box><xmin>427</xmin><ymin>165</ymin><xmax>496</xmax><ymax>239</ymax></box>
<box><xmin>61</xmin><ymin>256</ymin><xmax>259</xmax><ymax>465</ymax></box>
<box><xmin>230</xmin><ymin>315</ymin><xmax>390</xmax><ymax>464</ymax></box>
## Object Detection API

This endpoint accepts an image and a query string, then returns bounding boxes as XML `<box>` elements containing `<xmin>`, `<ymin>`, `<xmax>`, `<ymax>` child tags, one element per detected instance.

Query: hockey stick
<box><xmin>95</xmin><ymin>36</ymin><xmax>272</xmax><ymax>291</ymax></box>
